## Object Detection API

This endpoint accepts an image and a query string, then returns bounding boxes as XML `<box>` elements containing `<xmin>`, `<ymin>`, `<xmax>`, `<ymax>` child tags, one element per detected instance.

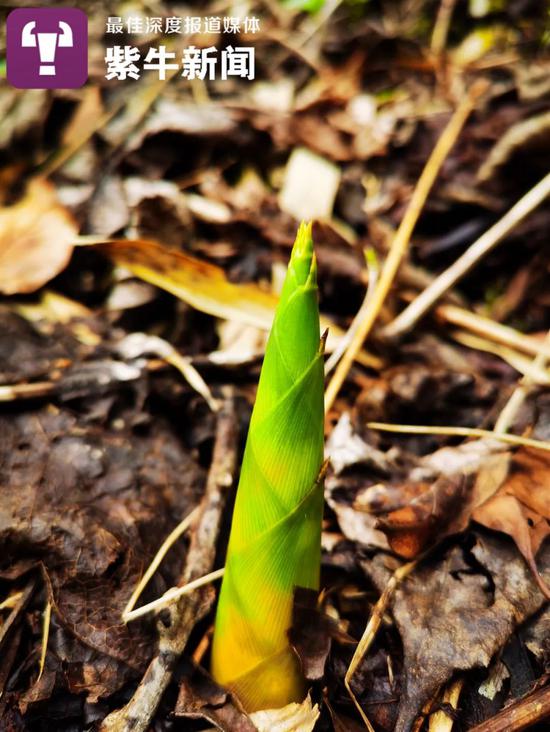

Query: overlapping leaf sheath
<box><xmin>211</xmin><ymin>222</ymin><xmax>325</xmax><ymax>711</ymax></box>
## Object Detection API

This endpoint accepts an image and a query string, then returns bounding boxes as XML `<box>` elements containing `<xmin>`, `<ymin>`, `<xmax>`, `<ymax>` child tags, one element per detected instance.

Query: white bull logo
<box><xmin>21</xmin><ymin>20</ymin><xmax>73</xmax><ymax>76</ymax></box>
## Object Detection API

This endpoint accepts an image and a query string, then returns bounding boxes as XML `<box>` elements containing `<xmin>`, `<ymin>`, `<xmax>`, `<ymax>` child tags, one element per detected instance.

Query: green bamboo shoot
<box><xmin>211</xmin><ymin>222</ymin><xmax>325</xmax><ymax>711</ymax></box>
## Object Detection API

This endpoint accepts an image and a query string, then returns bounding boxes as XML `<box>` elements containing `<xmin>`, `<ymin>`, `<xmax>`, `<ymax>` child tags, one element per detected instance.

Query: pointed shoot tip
<box><xmin>290</xmin><ymin>221</ymin><xmax>315</xmax><ymax>286</ymax></box>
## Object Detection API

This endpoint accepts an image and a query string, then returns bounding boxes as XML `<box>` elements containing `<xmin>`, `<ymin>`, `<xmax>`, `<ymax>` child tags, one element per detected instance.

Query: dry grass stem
<box><xmin>324</xmin><ymin>81</ymin><xmax>486</xmax><ymax>411</ymax></box>
<box><xmin>451</xmin><ymin>331</ymin><xmax>550</xmax><ymax>384</ymax></box>
<box><xmin>324</xmin><ymin>249</ymin><xmax>379</xmax><ymax>379</ymax></box>
<box><xmin>0</xmin><ymin>382</ymin><xmax>54</xmax><ymax>401</ymax></box>
<box><xmin>345</xmin><ymin>560</ymin><xmax>418</xmax><ymax>730</ymax></box>
<box><xmin>436</xmin><ymin>304</ymin><xmax>550</xmax><ymax>360</ymax></box>
<box><xmin>0</xmin><ymin>591</ymin><xmax>23</xmax><ymax>611</ymax></box>
<box><xmin>428</xmin><ymin>677</ymin><xmax>464</xmax><ymax>732</ymax></box>
<box><xmin>366</xmin><ymin>422</ymin><xmax>550</xmax><ymax>451</ymax></box>
<box><xmin>431</xmin><ymin>0</ymin><xmax>458</xmax><ymax>56</ymax></box>
<box><xmin>122</xmin><ymin>507</ymin><xmax>200</xmax><ymax>620</ymax></box>
<box><xmin>123</xmin><ymin>568</ymin><xmax>225</xmax><ymax>622</ymax></box>
<box><xmin>494</xmin><ymin>330</ymin><xmax>550</xmax><ymax>434</ymax></box>
<box><xmin>37</xmin><ymin>601</ymin><xmax>52</xmax><ymax>683</ymax></box>
<box><xmin>384</xmin><ymin>171</ymin><xmax>550</xmax><ymax>339</ymax></box>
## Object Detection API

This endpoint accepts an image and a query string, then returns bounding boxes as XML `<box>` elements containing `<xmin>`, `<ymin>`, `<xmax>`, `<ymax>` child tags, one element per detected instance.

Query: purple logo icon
<box><xmin>7</xmin><ymin>8</ymin><xmax>88</xmax><ymax>89</ymax></box>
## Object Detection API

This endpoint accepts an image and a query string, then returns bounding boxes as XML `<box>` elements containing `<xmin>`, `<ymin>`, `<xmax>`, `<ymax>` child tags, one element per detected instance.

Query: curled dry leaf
<box><xmin>289</xmin><ymin>588</ymin><xmax>334</xmax><ymax>683</ymax></box>
<box><xmin>250</xmin><ymin>694</ymin><xmax>320</xmax><ymax>732</ymax></box>
<box><xmin>374</xmin><ymin>445</ymin><xmax>512</xmax><ymax>559</ymax></box>
<box><xmin>0</xmin><ymin>179</ymin><xmax>77</xmax><ymax>294</ymax></box>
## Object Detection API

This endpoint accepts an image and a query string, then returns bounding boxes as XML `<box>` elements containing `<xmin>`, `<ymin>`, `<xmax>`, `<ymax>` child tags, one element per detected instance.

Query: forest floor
<box><xmin>0</xmin><ymin>1</ymin><xmax>549</xmax><ymax>731</ymax></box>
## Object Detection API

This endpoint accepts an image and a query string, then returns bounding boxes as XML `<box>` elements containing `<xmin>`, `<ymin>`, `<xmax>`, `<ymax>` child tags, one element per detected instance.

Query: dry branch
<box><xmin>467</xmin><ymin>682</ymin><xmax>550</xmax><ymax>732</ymax></box>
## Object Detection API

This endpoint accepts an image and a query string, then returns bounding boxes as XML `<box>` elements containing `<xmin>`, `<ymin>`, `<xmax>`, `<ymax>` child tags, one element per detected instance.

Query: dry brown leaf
<box><xmin>499</xmin><ymin>448</ymin><xmax>550</xmax><ymax>519</ymax></box>
<box><xmin>0</xmin><ymin>179</ymin><xmax>77</xmax><ymax>295</ymax></box>
<box><xmin>473</xmin><ymin>448</ymin><xmax>550</xmax><ymax>598</ymax></box>
<box><xmin>376</xmin><ymin>475</ymin><xmax>472</xmax><ymax>558</ymax></box>
<box><xmin>362</xmin><ymin>534</ymin><xmax>550</xmax><ymax>732</ymax></box>
<box><xmin>175</xmin><ymin>662</ymin><xmax>257</xmax><ymax>731</ymax></box>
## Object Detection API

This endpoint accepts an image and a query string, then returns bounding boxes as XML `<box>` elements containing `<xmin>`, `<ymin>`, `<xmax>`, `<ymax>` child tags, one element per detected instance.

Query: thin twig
<box><xmin>123</xmin><ymin>568</ymin><xmax>225</xmax><ymax>622</ymax></box>
<box><xmin>324</xmin><ymin>81</ymin><xmax>486</xmax><ymax>412</ymax></box>
<box><xmin>384</xmin><ymin>171</ymin><xmax>550</xmax><ymax>340</ymax></box>
<box><xmin>100</xmin><ymin>390</ymin><xmax>238</xmax><ymax>732</ymax></box>
<box><xmin>345</xmin><ymin>560</ymin><xmax>418</xmax><ymax>730</ymax></box>
<box><xmin>122</xmin><ymin>507</ymin><xmax>200</xmax><ymax>619</ymax></box>
<box><xmin>366</xmin><ymin>422</ymin><xmax>550</xmax><ymax>452</ymax></box>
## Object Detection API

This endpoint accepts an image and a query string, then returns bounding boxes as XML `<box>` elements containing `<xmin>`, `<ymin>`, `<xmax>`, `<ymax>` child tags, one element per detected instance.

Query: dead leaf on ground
<box><xmin>175</xmin><ymin>661</ymin><xmax>257</xmax><ymax>732</ymax></box>
<box><xmin>289</xmin><ymin>588</ymin><xmax>334</xmax><ymax>683</ymax></box>
<box><xmin>362</xmin><ymin>533</ymin><xmax>550</xmax><ymax>732</ymax></box>
<box><xmin>0</xmin><ymin>179</ymin><xmax>77</xmax><ymax>295</ymax></box>
<box><xmin>0</xmin><ymin>404</ymin><xmax>205</xmax><ymax>691</ymax></box>
<box><xmin>209</xmin><ymin>320</ymin><xmax>268</xmax><ymax>366</ymax></box>
<box><xmin>376</xmin><ymin>474</ymin><xmax>473</xmax><ymax>558</ymax></box>
<box><xmin>473</xmin><ymin>448</ymin><xmax>550</xmax><ymax>598</ymax></box>
<box><xmin>326</xmin><ymin>413</ymin><xmax>402</xmax><ymax>477</ymax></box>
<box><xmin>20</xmin><ymin>617</ymin><xmax>133</xmax><ymax>708</ymax></box>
